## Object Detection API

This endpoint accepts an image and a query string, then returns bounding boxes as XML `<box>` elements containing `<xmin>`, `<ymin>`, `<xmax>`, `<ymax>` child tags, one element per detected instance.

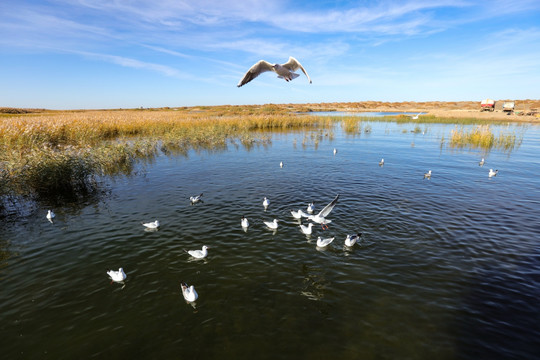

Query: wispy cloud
<box><xmin>72</xmin><ymin>50</ymin><xmax>193</xmax><ymax>79</ymax></box>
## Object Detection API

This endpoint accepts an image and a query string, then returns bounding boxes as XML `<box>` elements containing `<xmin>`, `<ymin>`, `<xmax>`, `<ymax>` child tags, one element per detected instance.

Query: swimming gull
<box><xmin>46</xmin><ymin>210</ymin><xmax>55</xmax><ymax>222</ymax></box>
<box><xmin>345</xmin><ymin>233</ymin><xmax>362</xmax><ymax>247</ymax></box>
<box><xmin>316</xmin><ymin>236</ymin><xmax>335</xmax><ymax>248</ymax></box>
<box><xmin>291</xmin><ymin>209</ymin><xmax>307</xmax><ymax>219</ymax></box>
<box><xmin>300</xmin><ymin>223</ymin><xmax>313</xmax><ymax>235</ymax></box>
<box><xmin>107</xmin><ymin>268</ymin><xmax>127</xmax><ymax>283</ymax></box>
<box><xmin>424</xmin><ymin>170</ymin><xmax>432</xmax><ymax>179</ymax></box>
<box><xmin>306</xmin><ymin>202</ymin><xmax>315</xmax><ymax>214</ymax></box>
<box><xmin>263</xmin><ymin>219</ymin><xmax>279</xmax><ymax>230</ymax></box>
<box><xmin>488</xmin><ymin>169</ymin><xmax>498</xmax><ymax>177</ymax></box>
<box><xmin>181</xmin><ymin>282</ymin><xmax>198</xmax><ymax>303</ymax></box>
<box><xmin>237</xmin><ymin>57</ymin><xmax>312</xmax><ymax>87</ymax></box>
<box><xmin>479</xmin><ymin>158</ymin><xmax>485</xmax><ymax>166</ymax></box>
<box><xmin>190</xmin><ymin>193</ymin><xmax>203</xmax><ymax>204</ymax></box>
<box><xmin>186</xmin><ymin>245</ymin><xmax>209</xmax><ymax>259</ymax></box>
<box><xmin>241</xmin><ymin>216</ymin><xmax>249</xmax><ymax>228</ymax></box>
<box><xmin>142</xmin><ymin>220</ymin><xmax>159</xmax><ymax>229</ymax></box>
<box><xmin>263</xmin><ymin>197</ymin><xmax>270</xmax><ymax>208</ymax></box>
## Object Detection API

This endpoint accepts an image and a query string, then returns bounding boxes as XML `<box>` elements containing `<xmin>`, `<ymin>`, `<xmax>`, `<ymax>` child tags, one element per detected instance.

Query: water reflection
<box><xmin>300</xmin><ymin>264</ymin><xmax>330</xmax><ymax>301</ymax></box>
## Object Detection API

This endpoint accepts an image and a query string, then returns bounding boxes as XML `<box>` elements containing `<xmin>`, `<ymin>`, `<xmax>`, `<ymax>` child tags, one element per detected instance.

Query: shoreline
<box><xmin>2</xmin><ymin>99</ymin><xmax>540</xmax><ymax>122</ymax></box>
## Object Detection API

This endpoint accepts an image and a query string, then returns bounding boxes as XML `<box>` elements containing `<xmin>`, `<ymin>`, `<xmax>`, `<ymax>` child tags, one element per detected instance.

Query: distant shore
<box><xmin>2</xmin><ymin>99</ymin><xmax>539</xmax><ymax>122</ymax></box>
<box><xmin>305</xmin><ymin>99</ymin><xmax>540</xmax><ymax>122</ymax></box>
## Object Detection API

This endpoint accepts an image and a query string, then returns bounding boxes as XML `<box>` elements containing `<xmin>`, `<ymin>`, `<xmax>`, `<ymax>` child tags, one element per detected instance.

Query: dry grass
<box><xmin>0</xmin><ymin>109</ymin><xmax>329</xmax><ymax>201</ymax></box>
<box><xmin>0</xmin><ymin>104</ymin><xmax>529</xmax><ymax>205</ymax></box>
<box><xmin>448</xmin><ymin>125</ymin><xmax>521</xmax><ymax>151</ymax></box>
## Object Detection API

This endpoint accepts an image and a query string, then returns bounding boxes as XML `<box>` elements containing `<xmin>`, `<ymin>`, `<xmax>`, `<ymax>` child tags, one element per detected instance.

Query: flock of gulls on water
<box><xmin>45</xmin><ymin>148</ymin><xmax>498</xmax><ymax>305</ymax></box>
<box><xmin>422</xmin><ymin>157</ymin><xmax>498</xmax><ymax>180</ymax></box>
<box><xmin>44</xmin><ymin>56</ymin><xmax>500</xmax><ymax>305</ymax></box>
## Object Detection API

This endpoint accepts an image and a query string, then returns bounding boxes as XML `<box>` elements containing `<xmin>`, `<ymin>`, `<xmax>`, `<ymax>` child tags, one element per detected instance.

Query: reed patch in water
<box><xmin>0</xmin><ymin>110</ymin><xmax>327</xmax><ymax>201</ymax></box>
<box><xmin>448</xmin><ymin>125</ymin><xmax>520</xmax><ymax>151</ymax></box>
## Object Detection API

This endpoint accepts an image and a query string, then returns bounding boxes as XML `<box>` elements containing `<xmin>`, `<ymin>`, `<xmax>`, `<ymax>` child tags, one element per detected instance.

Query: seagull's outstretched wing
<box><xmin>317</xmin><ymin>194</ymin><xmax>339</xmax><ymax>218</ymax></box>
<box><xmin>237</xmin><ymin>60</ymin><xmax>275</xmax><ymax>87</ymax></box>
<box><xmin>282</xmin><ymin>57</ymin><xmax>312</xmax><ymax>84</ymax></box>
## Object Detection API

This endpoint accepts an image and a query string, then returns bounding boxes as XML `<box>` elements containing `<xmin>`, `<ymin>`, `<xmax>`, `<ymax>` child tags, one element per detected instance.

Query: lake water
<box><xmin>1</xmin><ymin>120</ymin><xmax>539</xmax><ymax>359</ymax></box>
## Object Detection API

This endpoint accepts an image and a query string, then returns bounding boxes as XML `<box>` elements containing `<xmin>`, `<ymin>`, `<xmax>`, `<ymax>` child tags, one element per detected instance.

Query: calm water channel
<box><xmin>1</xmin><ymin>119</ymin><xmax>539</xmax><ymax>359</ymax></box>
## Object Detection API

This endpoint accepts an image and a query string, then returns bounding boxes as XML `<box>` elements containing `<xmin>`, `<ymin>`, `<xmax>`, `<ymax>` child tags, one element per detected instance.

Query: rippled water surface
<box><xmin>1</xmin><ymin>121</ymin><xmax>539</xmax><ymax>359</ymax></box>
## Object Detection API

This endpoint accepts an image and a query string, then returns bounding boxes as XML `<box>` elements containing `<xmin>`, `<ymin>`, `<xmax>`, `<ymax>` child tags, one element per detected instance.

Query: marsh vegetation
<box><xmin>447</xmin><ymin>125</ymin><xmax>523</xmax><ymax>151</ymax></box>
<box><xmin>0</xmin><ymin>105</ymin><xmax>526</xmax><ymax>210</ymax></box>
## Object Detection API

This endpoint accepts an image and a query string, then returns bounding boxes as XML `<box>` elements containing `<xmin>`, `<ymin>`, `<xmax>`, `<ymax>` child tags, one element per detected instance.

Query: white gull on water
<box><xmin>291</xmin><ymin>209</ymin><xmax>307</xmax><ymax>219</ymax></box>
<box><xmin>345</xmin><ymin>233</ymin><xmax>362</xmax><ymax>247</ymax></box>
<box><xmin>264</xmin><ymin>219</ymin><xmax>279</xmax><ymax>230</ymax></box>
<box><xmin>190</xmin><ymin>193</ymin><xmax>203</xmax><ymax>204</ymax></box>
<box><xmin>107</xmin><ymin>268</ymin><xmax>126</xmax><ymax>283</ymax></box>
<box><xmin>46</xmin><ymin>210</ymin><xmax>55</xmax><ymax>223</ymax></box>
<box><xmin>142</xmin><ymin>220</ymin><xmax>159</xmax><ymax>229</ymax></box>
<box><xmin>489</xmin><ymin>169</ymin><xmax>499</xmax><ymax>177</ymax></box>
<box><xmin>186</xmin><ymin>245</ymin><xmax>209</xmax><ymax>259</ymax></box>
<box><xmin>300</xmin><ymin>223</ymin><xmax>313</xmax><ymax>235</ymax></box>
<box><xmin>181</xmin><ymin>282</ymin><xmax>198</xmax><ymax>302</ymax></box>
<box><xmin>316</xmin><ymin>236</ymin><xmax>335</xmax><ymax>248</ymax></box>
<box><xmin>241</xmin><ymin>216</ymin><xmax>249</xmax><ymax>228</ymax></box>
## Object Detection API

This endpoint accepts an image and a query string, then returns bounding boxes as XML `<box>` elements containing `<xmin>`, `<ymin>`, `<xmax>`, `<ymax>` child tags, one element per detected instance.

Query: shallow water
<box><xmin>1</xmin><ymin>121</ymin><xmax>539</xmax><ymax>359</ymax></box>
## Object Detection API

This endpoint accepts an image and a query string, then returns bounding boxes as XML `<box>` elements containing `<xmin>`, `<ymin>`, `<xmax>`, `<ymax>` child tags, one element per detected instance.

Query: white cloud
<box><xmin>72</xmin><ymin>50</ymin><xmax>193</xmax><ymax>79</ymax></box>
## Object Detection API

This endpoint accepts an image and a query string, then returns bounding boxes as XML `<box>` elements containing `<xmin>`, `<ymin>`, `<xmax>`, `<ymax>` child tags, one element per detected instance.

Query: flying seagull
<box><xmin>237</xmin><ymin>57</ymin><xmax>312</xmax><ymax>87</ymax></box>
<box><xmin>302</xmin><ymin>194</ymin><xmax>339</xmax><ymax>230</ymax></box>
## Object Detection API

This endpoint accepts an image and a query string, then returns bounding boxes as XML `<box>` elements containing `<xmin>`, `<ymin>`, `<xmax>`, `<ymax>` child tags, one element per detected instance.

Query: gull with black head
<box><xmin>237</xmin><ymin>57</ymin><xmax>312</xmax><ymax>87</ymax></box>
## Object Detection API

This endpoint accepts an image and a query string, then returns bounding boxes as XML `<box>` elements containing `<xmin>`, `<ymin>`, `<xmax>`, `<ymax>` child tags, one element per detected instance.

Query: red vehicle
<box><xmin>480</xmin><ymin>99</ymin><xmax>495</xmax><ymax>112</ymax></box>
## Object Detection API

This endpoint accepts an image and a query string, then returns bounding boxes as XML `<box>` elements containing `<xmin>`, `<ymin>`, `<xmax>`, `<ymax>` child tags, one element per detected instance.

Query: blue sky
<box><xmin>1</xmin><ymin>0</ymin><xmax>539</xmax><ymax>109</ymax></box>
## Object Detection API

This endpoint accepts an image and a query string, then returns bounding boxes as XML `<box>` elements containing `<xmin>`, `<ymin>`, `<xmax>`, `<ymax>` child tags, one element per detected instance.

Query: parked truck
<box><xmin>480</xmin><ymin>99</ymin><xmax>495</xmax><ymax>112</ymax></box>
<box><xmin>502</xmin><ymin>101</ymin><xmax>515</xmax><ymax>114</ymax></box>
